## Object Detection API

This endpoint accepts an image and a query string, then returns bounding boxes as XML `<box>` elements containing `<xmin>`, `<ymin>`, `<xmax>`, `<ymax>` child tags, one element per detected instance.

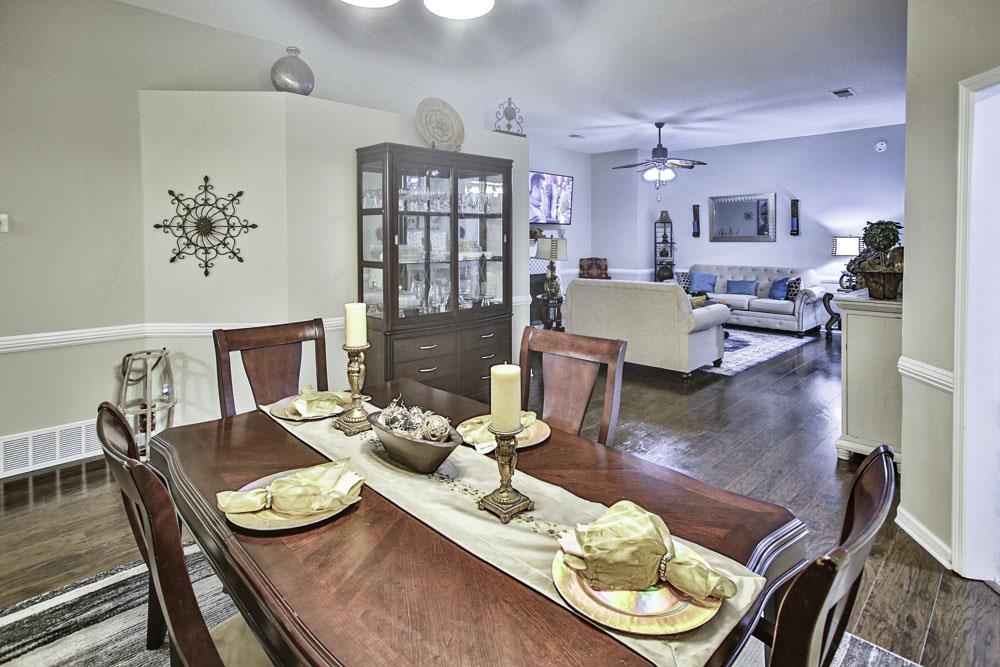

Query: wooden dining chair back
<box><xmin>97</xmin><ymin>401</ymin><xmax>227</xmax><ymax>665</ymax></box>
<box><xmin>518</xmin><ymin>326</ymin><xmax>626</xmax><ymax>447</ymax></box>
<box><xmin>96</xmin><ymin>401</ymin><xmax>167</xmax><ymax>650</ymax></box>
<box><xmin>767</xmin><ymin>445</ymin><xmax>896</xmax><ymax>666</ymax></box>
<box><xmin>213</xmin><ymin>318</ymin><xmax>328</xmax><ymax>417</ymax></box>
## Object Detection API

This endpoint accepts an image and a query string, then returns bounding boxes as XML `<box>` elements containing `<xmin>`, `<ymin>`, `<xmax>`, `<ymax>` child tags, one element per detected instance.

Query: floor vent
<box><xmin>1</xmin><ymin>419</ymin><xmax>98</xmax><ymax>479</ymax></box>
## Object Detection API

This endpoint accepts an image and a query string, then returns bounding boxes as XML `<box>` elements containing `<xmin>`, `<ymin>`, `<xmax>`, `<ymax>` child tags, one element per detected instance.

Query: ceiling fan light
<box><xmin>423</xmin><ymin>0</ymin><xmax>494</xmax><ymax>20</ymax></box>
<box><xmin>340</xmin><ymin>0</ymin><xmax>401</xmax><ymax>7</ymax></box>
<box><xmin>642</xmin><ymin>167</ymin><xmax>660</xmax><ymax>182</ymax></box>
<box><xmin>659</xmin><ymin>167</ymin><xmax>677</xmax><ymax>182</ymax></box>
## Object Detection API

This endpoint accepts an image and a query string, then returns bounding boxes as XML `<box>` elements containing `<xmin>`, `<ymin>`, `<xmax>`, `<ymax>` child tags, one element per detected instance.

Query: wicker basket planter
<box><xmin>859</xmin><ymin>271</ymin><xmax>902</xmax><ymax>300</ymax></box>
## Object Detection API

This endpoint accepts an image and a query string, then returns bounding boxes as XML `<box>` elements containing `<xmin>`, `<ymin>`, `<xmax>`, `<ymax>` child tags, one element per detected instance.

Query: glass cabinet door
<box><xmin>397</xmin><ymin>162</ymin><xmax>453</xmax><ymax>318</ymax></box>
<box><xmin>457</xmin><ymin>169</ymin><xmax>505</xmax><ymax>309</ymax></box>
<box><xmin>360</xmin><ymin>160</ymin><xmax>385</xmax><ymax>318</ymax></box>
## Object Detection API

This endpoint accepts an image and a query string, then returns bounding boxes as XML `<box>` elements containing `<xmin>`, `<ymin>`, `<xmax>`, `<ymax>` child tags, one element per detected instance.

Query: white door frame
<box><xmin>952</xmin><ymin>65</ymin><xmax>1000</xmax><ymax>582</ymax></box>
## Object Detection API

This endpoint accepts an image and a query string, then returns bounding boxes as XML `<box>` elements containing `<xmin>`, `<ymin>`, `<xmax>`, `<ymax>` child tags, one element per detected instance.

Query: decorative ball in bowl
<box><xmin>367</xmin><ymin>412</ymin><xmax>462</xmax><ymax>474</ymax></box>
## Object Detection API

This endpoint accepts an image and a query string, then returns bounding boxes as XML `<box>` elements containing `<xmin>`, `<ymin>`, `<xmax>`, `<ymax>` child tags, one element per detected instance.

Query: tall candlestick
<box><xmin>344</xmin><ymin>302</ymin><xmax>367</xmax><ymax>347</ymax></box>
<box><xmin>490</xmin><ymin>364</ymin><xmax>521</xmax><ymax>433</ymax></box>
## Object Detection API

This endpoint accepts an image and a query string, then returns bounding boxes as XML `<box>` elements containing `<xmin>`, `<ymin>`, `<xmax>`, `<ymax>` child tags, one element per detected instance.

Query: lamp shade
<box><xmin>534</xmin><ymin>237</ymin><xmax>568</xmax><ymax>261</ymax></box>
<box><xmin>657</xmin><ymin>210</ymin><xmax>672</xmax><ymax>223</ymax></box>
<box><xmin>832</xmin><ymin>236</ymin><xmax>863</xmax><ymax>256</ymax></box>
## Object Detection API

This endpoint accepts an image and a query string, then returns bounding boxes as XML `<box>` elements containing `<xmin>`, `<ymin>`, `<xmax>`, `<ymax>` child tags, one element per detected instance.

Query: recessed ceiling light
<box><xmin>423</xmin><ymin>0</ymin><xmax>494</xmax><ymax>20</ymax></box>
<box><xmin>340</xmin><ymin>0</ymin><xmax>401</xmax><ymax>7</ymax></box>
<box><xmin>831</xmin><ymin>87</ymin><xmax>856</xmax><ymax>99</ymax></box>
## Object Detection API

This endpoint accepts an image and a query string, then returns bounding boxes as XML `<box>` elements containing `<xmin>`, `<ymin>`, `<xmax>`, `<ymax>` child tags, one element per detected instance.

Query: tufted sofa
<box><xmin>565</xmin><ymin>279</ymin><xmax>731</xmax><ymax>380</ymax></box>
<box><xmin>686</xmin><ymin>264</ymin><xmax>827</xmax><ymax>336</ymax></box>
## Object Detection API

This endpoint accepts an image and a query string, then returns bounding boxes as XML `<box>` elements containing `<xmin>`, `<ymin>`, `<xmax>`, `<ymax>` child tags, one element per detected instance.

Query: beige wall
<box><xmin>900</xmin><ymin>1</ymin><xmax>1000</xmax><ymax>551</ymax></box>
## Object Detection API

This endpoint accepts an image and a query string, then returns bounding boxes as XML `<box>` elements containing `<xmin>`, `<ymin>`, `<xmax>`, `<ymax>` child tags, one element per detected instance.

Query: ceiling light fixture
<box><xmin>423</xmin><ymin>0</ymin><xmax>494</xmax><ymax>20</ymax></box>
<box><xmin>340</xmin><ymin>0</ymin><xmax>401</xmax><ymax>7</ymax></box>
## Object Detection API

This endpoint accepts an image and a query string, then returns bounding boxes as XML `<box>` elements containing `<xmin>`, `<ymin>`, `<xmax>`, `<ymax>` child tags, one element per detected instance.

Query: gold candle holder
<box><xmin>334</xmin><ymin>343</ymin><xmax>372</xmax><ymax>436</ymax></box>
<box><xmin>478</xmin><ymin>424</ymin><xmax>533</xmax><ymax>523</ymax></box>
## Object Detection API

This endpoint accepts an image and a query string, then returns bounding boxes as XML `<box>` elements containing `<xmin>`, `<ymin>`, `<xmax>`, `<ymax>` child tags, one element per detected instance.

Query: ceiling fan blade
<box><xmin>612</xmin><ymin>162</ymin><xmax>650</xmax><ymax>169</ymax></box>
<box><xmin>666</xmin><ymin>158</ymin><xmax>707</xmax><ymax>168</ymax></box>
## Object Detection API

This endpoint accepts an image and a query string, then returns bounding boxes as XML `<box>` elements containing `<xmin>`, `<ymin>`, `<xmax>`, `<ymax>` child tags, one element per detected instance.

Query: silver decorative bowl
<box><xmin>367</xmin><ymin>412</ymin><xmax>461</xmax><ymax>474</ymax></box>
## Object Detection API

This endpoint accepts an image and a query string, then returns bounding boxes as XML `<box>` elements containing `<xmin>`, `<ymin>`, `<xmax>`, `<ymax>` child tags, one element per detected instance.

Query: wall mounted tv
<box><xmin>529</xmin><ymin>171</ymin><xmax>573</xmax><ymax>225</ymax></box>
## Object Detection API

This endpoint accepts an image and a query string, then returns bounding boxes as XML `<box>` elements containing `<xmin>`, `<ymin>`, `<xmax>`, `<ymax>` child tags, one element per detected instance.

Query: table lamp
<box><xmin>833</xmin><ymin>236</ymin><xmax>864</xmax><ymax>291</ymax></box>
<box><xmin>535</xmin><ymin>237</ymin><xmax>568</xmax><ymax>298</ymax></box>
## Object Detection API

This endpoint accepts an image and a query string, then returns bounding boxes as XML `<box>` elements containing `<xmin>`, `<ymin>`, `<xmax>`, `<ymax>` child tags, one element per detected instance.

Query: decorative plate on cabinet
<box><xmin>416</xmin><ymin>97</ymin><xmax>465</xmax><ymax>152</ymax></box>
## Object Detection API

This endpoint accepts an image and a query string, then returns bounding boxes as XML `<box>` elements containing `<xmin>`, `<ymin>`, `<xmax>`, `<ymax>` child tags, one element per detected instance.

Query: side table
<box><xmin>537</xmin><ymin>294</ymin><xmax>565</xmax><ymax>332</ymax></box>
<box><xmin>822</xmin><ymin>293</ymin><xmax>841</xmax><ymax>338</ymax></box>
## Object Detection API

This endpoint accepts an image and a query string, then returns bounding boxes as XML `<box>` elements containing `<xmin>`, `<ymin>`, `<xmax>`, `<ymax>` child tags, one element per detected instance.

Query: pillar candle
<box><xmin>344</xmin><ymin>303</ymin><xmax>368</xmax><ymax>347</ymax></box>
<box><xmin>490</xmin><ymin>364</ymin><xmax>521</xmax><ymax>433</ymax></box>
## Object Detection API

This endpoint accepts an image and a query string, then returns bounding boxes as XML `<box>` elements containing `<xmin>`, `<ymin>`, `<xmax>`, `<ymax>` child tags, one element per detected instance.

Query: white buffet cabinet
<box><xmin>834</xmin><ymin>290</ymin><xmax>903</xmax><ymax>463</ymax></box>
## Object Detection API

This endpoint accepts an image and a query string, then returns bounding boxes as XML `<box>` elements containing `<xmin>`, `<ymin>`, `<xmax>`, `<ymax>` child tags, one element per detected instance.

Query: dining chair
<box><xmin>517</xmin><ymin>326</ymin><xmax>626</xmax><ymax>447</ymax></box>
<box><xmin>96</xmin><ymin>401</ymin><xmax>166</xmax><ymax>651</ymax></box>
<box><xmin>739</xmin><ymin>445</ymin><xmax>896</xmax><ymax>667</ymax></box>
<box><xmin>213</xmin><ymin>318</ymin><xmax>328</xmax><ymax>417</ymax></box>
<box><xmin>97</xmin><ymin>402</ymin><xmax>272</xmax><ymax>666</ymax></box>
<box><xmin>578</xmin><ymin>257</ymin><xmax>611</xmax><ymax>279</ymax></box>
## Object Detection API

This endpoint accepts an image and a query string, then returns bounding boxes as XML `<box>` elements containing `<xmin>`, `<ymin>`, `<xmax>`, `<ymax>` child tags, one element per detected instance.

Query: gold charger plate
<box><xmin>551</xmin><ymin>545</ymin><xmax>722</xmax><ymax>636</ymax></box>
<box><xmin>456</xmin><ymin>414</ymin><xmax>551</xmax><ymax>449</ymax></box>
<box><xmin>268</xmin><ymin>393</ymin><xmax>347</xmax><ymax>422</ymax></box>
<box><xmin>415</xmin><ymin>97</ymin><xmax>465</xmax><ymax>151</ymax></box>
<box><xmin>224</xmin><ymin>468</ymin><xmax>360</xmax><ymax>531</ymax></box>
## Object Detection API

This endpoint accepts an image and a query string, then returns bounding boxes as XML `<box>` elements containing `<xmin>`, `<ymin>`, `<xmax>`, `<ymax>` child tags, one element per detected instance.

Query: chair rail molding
<box><xmin>951</xmin><ymin>63</ymin><xmax>1000</xmax><ymax>583</ymax></box>
<box><xmin>897</xmin><ymin>355</ymin><xmax>954</xmax><ymax>393</ymax></box>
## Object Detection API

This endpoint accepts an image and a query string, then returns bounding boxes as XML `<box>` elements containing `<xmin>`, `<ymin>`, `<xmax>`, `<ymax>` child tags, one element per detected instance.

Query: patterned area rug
<box><xmin>0</xmin><ymin>549</ymin><xmax>919</xmax><ymax>666</ymax></box>
<box><xmin>705</xmin><ymin>327</ymin><xmax>816</xmax><ymax>376</ymax></box>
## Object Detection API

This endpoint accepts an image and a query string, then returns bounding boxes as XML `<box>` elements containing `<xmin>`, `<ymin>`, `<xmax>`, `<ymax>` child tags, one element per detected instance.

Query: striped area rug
<box><xmin>0</xmin><ymin>549</ymin><xmax>918</xmax><ymax>666</ymax></box>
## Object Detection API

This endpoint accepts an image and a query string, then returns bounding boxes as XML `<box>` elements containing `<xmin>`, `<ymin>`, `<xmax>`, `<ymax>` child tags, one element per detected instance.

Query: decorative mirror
<box><xmin>709</xmin><ymin>193</ymin><xmax>776</xmax><ymax>242</ymax></box>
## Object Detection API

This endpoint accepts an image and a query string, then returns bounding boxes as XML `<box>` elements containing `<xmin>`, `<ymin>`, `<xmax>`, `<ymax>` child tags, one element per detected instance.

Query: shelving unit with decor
<box><xmin>356</xmin><ymin>143</ymin><xmax>513</xmax><ymax>401</ymax></box>
<box><xmin>654</xmin><ymin>211</ymin><xmax>675</xmax><ymax>281</ymax></box>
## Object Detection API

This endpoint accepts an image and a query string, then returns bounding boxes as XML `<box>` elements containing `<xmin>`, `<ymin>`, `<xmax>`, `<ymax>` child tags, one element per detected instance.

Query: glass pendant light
<box><xmin>423</xmin><ymin>0</ymin><xmax>494</xmax><ymax>20</ymax></box>
<box><xmin>341</xmin><ymin>0</ymin><xmax>401</xmax><ymax>7</ymax></box>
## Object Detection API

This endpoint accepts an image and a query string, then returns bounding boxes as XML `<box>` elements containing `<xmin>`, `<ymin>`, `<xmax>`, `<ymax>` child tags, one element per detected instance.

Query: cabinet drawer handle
<box><xmin>480</xmin><ymin>375</ymin><xmax>489</xmax><ymax>381</ymax></box>
<box><xmin>480</xmin><ymin>353</ymin><xmax>496</xmax><ymax>360</ymax></box>
<box><xmin>479</xmin><ymin>332</ymin><xmax>496</xmax><ymax>339</ymax></box>
<box><xmin>418</xmin><ymin>344</ymin><xmax>438</xmax><ymax>350</ymax></box>
<box><xmin>418</xmin><ymin>366</ymin><xmax>439</xmax><ymax>373</ymax></box>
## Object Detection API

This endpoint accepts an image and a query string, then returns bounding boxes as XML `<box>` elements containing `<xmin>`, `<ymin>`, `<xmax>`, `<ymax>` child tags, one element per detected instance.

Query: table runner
<box><xmin>261</xmin><ymin>405</ymin><xmax>764</xmax><ymax>666</ymax></box>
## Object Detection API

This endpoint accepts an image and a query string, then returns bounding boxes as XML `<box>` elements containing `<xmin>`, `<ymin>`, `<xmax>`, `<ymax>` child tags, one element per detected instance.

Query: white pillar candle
<box><xmin>344</xmin><ymin>302</ymin><xmax>368</xmax><ymax>347</ymax></box>
<box><xmin>490</xmin><ymin>364</ymin><xmax>521</xmax><ymax>433</ymax></box>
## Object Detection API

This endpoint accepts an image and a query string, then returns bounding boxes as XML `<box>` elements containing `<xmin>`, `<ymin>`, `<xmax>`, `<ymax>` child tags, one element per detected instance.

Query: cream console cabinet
<box><xmin>834</xmin><ymin>291</ymin><xmax>903</xmax><ymax>463</ymax></box>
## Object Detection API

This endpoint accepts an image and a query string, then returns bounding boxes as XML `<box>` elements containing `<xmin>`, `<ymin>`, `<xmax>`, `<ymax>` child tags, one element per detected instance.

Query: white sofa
<box><xmin>565</xmin><ymin>279</ymin><xmax>731</xmax><ymax>381</ymax></box>
<box><xmin>687</xmin><ymin>264</ymin><xmax>827</xmax><ymax>337</ymax></box>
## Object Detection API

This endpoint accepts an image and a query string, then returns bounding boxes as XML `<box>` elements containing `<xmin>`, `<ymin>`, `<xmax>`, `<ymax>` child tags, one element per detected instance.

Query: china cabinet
<box><xmin>654</xmin><ymin>216</ymin><xmax>675</xmax><ymax>281</ymax></box>
<box><xmin>357</xmin><ymin>143</ymin><xmax>513</xmax><ymax>400</ymax></box>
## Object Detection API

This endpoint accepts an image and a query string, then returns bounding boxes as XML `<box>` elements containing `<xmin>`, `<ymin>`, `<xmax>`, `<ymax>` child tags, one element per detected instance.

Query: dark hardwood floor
<box><xmin>1</xmin><ymin>330</ymin><xmax>996</xmax><ymax>665</ymax></box>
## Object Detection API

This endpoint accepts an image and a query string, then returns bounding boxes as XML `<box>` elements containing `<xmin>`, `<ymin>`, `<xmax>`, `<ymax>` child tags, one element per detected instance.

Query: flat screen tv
<box><xmin>529</xmin><ymin>170</ymin><xmax>573</xmax><ymax>225</ymax></box>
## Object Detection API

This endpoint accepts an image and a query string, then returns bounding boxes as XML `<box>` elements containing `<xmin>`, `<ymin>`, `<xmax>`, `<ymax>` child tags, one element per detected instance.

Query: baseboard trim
<box><xmin>896</xmin><ymin>505</ymin><xmax>952</xmax><ymax>570</ymax></box>
<box><xmin>897</xmin><ymin>355</ymin><xmax>954</xmax><ymax>393</ymax></box>
<box><xmin>609</xmin><ymin>268</ymin><xmax>654</xmax><ymax>281</ymax></box>
<box><xmin>512</xmin><ymin>294</ymin><xmax>533</xmax><ymax>307</ymax></box>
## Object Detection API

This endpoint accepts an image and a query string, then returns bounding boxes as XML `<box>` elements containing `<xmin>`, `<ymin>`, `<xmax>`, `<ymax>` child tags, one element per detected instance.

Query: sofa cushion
<box><xmin>726</xmin><ymin>279</ymin><xmax>758</xmax><ymax>295</ymax></box>
<box><xmin>675</xmin><ymin>271</ymin><xmax>692</xmax><ymax>292</ymax></box>
<box><xmin>690</xmin><ymin>271</ymin><xmax>718</xmax><ymax>293</ymax></box>
<box><xmin>786</xmin><ymin>277</ymin><xmax>802</xmax><ymax>301</ymax></box>
<box><xmin>768</xmin><ymin>276</ymin><xmax>789</xmax><ymax>300</ymax></box>
<box><xmin>749</xmin><ymin>298</ymin><xmax>795</xmax><ymax>315</ymax></box>
<box><xmin>709</xmin><ymin>293</ymin><xmax>753</xmax><ymax>310</ymax></box>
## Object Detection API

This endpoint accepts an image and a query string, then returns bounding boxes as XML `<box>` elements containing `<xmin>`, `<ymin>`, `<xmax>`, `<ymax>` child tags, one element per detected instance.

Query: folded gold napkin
<box><xmin>458</xmin><ymin>411</ymin><xmax>537</xmax><ymax>446</ymax></box>
<box><xmin>288</xmin><ymin>385</ymin><xmax>343</xmax><ymax>419</ymax></box>
<box><xmin>216</xmin><ymin>460</ymin><xmax>364</xmax><ymax>516</ymax></box>
<box><xmin>558</xmin><ymin>500</ymin><xmax>737</xmax><ymax>601</ymax></box>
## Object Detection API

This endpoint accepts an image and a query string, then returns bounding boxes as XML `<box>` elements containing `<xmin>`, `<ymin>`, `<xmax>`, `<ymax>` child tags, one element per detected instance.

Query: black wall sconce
<box><xmin>692</xmin><ymin>204</ymin><xmax>701</xmax><ymax>237</ymax></box>
<box><xmin>790</xmin><ymin>198</ymin><xmax>800</xmax><ymax>236</ymax></box>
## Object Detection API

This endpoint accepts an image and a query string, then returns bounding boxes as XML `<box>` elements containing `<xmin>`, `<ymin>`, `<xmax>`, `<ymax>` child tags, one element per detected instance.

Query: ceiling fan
<box><xmin>612</xmin><ymin>121</ymin><xmax>706</xmax><ymax>188</ymax></box>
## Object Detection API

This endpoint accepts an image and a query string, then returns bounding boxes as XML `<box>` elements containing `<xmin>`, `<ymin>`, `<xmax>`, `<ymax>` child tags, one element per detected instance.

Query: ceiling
<box><xmin>120</xmin><ymin>0</ymin><xmax>907</xmax><ymax>154</ymax></box>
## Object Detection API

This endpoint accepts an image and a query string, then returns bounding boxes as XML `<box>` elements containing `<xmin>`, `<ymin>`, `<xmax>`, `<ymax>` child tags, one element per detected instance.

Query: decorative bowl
<box><xmin>367</xmin><ymin>412</ymin><xmax>461</xmax><ymax>474</ymax></box>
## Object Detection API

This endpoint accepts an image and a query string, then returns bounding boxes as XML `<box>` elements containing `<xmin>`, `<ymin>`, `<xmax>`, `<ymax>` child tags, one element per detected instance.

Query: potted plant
<box><xmin>846</xmin><ymin>220</ymin><xmax>903</xmax><ymax>299</ymax></box>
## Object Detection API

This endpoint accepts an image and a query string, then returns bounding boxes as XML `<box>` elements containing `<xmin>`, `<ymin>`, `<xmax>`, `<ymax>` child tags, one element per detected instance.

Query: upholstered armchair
<box><xmin>579</xmin><ymin>257</ymin><xmax>610</xmax><ymax>279</ymax></box>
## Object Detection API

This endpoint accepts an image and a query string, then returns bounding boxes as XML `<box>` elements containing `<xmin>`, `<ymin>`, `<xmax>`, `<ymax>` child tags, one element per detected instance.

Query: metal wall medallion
<box><xmin>154</xmin><ymin>175</ymin><xmax>257</xmax><ymax>276</ymax></box>
<box><xmin>494</xmin><ymin>97</ymin><xmax>525</xmax><ymax>136</ymax></box>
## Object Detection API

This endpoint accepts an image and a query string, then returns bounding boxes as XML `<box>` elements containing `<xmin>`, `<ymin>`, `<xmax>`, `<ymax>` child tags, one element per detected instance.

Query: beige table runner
<box><xmin>262</xmin><ymin>405</ymin><xmax>764</xmax><ymax>666</ymax></box>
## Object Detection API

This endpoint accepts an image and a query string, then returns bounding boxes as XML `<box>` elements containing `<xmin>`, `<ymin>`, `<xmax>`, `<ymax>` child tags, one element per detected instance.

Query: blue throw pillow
<box><xmin>689</xmin><ymin>271</ymin><xmax>718</xmax><ymax>293</ymax></box>
<box><xmin>768</xmin><ymin>277</ymin><xmax>790</xmax><ymax>300</ymax></box>
<box><xmin>726</xmin><ymin>279</ymin><xmax>758</xmax><ymax>295</ymax></box>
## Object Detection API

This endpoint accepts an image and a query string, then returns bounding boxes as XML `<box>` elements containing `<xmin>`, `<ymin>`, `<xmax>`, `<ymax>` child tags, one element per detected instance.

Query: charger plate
<box><xmin>415</xmin><ymin>97</ymin><xmax>464</xmax><ymax>151</ymax></box>
<box><xmin>456</xmin><ymin>415</ymin><xmax>551</xmax><ymax>449</ymax></box>
<box><xmin>225</xmin><ymin>468</ymin><xmax>361</xmax><ymax>532</ymax></box>
<box><xmin>551</xmin><ymin>546</ymin><xmax>722</xmax><ymax>636</ymax></box>
<box><xmin>269</xmin><ymin>393</ymin><xmax>346</xmax><ymax>422</ymax></box>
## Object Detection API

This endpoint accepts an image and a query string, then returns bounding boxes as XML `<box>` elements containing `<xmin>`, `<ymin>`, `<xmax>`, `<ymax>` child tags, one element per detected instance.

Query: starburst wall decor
<box><xmin>153</xmin><ymin>175</ymin><xmax>257</xmax><ymax>276</ymax></box>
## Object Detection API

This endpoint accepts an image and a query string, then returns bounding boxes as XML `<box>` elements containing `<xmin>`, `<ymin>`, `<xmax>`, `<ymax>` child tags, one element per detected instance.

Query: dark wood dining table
<box><xmin>148</xmin><ymin>378</ymin><xmax>806</xmax><ymax>666</ymax></box>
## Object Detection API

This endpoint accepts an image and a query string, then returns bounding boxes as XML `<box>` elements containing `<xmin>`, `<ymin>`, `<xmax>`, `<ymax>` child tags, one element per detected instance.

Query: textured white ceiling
<box><xmin>120</xmin><ymin>0</ymin><xmax>907</xmax><ymax>154</ymax></box>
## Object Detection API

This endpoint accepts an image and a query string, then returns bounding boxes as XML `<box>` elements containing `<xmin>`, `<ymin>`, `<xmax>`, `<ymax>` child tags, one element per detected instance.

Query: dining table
<box><xmin>148</xmin><ymin>378</ymin><xmax>807</xmax><ymax>666</ymax></box>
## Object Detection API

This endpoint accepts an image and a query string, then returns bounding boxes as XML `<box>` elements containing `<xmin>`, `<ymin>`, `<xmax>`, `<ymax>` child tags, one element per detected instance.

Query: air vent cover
<box><xmin>831</xmin><ymin>88</ymin><xmax>856</xmax><ymax>99</ymax></box>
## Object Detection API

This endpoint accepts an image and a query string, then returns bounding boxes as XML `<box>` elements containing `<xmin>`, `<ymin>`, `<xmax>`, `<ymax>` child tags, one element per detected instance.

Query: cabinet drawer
<box><xmin>461</xmin><ymin>370</ymin><xmax>492</xmax><ymax>398</ymax></box>
<box><xmin>461</xmin><ymin>322</ymin><xmax>512</xmax><ymax>351</ymax></box>
<box><xmin>393</xmin><ymin>332</ymin><xmax>460</xmax><ymax>363</ymax></box>
<box><xmin>462</xmin><ymin>342</ymin><xmax>511</xmax><ymax>371</ymax></box>
<box><xmin>396</xmin><ymin>353</ymin><xmax>460</xmax><ymax>382</ymax></box>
